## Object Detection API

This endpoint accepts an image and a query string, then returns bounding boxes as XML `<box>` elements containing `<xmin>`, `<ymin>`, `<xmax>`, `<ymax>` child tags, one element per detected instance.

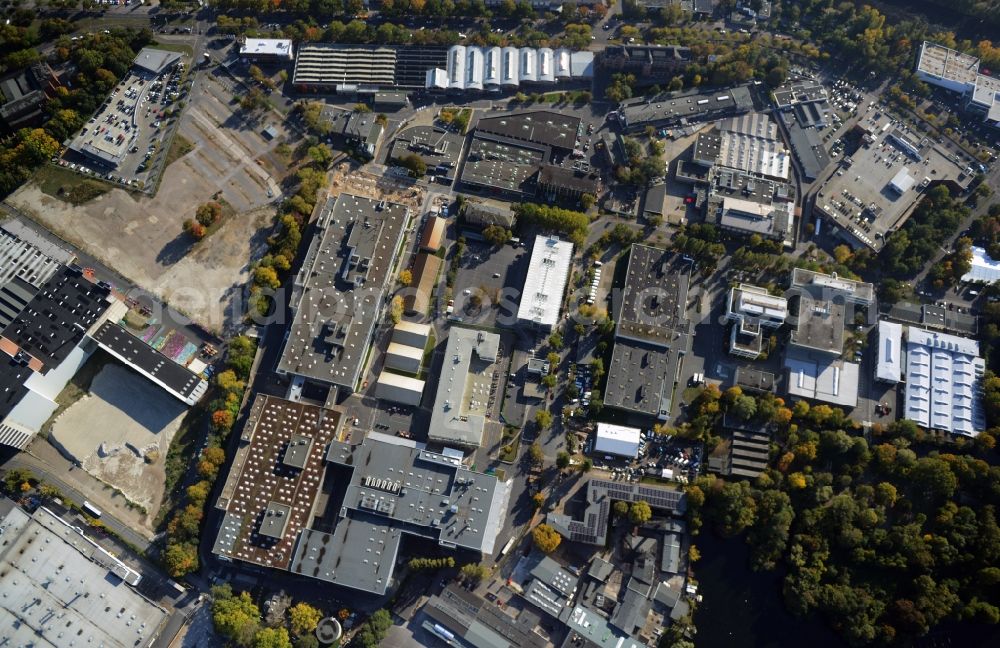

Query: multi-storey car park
<box><xmin>812</xmin><ymin>111</ymin><xmax>973</xmax><ymax>252</ymax></box>
<box><xmin>276</xmin><ymin>193</ymin><xmax>409</xmax><ymax>395</ymax></box>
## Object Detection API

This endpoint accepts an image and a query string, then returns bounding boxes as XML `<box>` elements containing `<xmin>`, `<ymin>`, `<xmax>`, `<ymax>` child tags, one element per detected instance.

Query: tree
<box><xmin>580</xmin><ymin>458</ymin><xmax>592</xmax><ymax>472</ymax></box>
<box><xmin>629</xmin><ymin>500</ymin><xmax>652</xmax><ymax>524</ymax></box>
<box><xmin>355</xmin><ymin>610</ymin><xmax>393</xmax><ymax>648</ymax></box>
<box><xmin>183</xmin><ymin>219</ymin><xmax>206</xmax><ymax>239</ymax></box>
<box><xmin>535</xmin><ymin>409</ymin><xmax>553</xmax><ymax>429</ymax></box>
<box><xmin>289</xmin><ymin>603</ymin><xmax>322</xmax><ymax>638</ymax></box>
<box><xmin>580</xmin><ymin>193</ymin><xmax>596</xmax><ymax>210</ymax></box>
<box><xmin>556</xmin><ymin>451</ymin><xmax>571</xmax><ymax>469</ymax></box>
<box><xmin>254</xmin><ymin>627</ymin><xmax>292</xmax><ymax>648</ymax></box>
<box><xmin>255</xmin><ymin>266</ymin><xmax>281</xmax><ymax>290</ymax></box>
<box><xmin>612</xmin><ymin>501</ymin><xmax>629</xmax><ymax>518</ymax></box>
<box><xmin>212</xmin><ymin>410</ymin><xmax>235</xmax><ymax>430</ymax></box>
<box><xmin>163</xmin><ymin>542</ymin><xmax>198</xmax><ymax>577</ymax></box>
<box><xmin>730</xmin><ymin>394</ymin><xmax>757</xmax><ymax>420</ymax></box>
<box><xmin>399</xmin><ymin>269</ymin><xmax>413</xmax><ymax>286</ymax></box>
<box><xmin>532</xmin><ymin>492</ymin><xmax>546</xmax><ymax>509</ymax></box>
<box><xmin>482</xmin><ymin>224</ymin><xmax>512</xmax><ymax>246</ymax></box>
<box><xmin>307</xmin><ymin>143</ymin><xmax>333</xmax><ymax>167</ymax></box>
<box><xmin>390</xmin><ymin>295</ymin><xmax>404</xmax><ymax>324</ymax></box>
<box><xmin>460</xmin><ymin>562</ymin><xmax>490</xmax><ymax>584</ymax></box>
<box><xmin>212</xmin><ymin>587</ymin><xmax>261</xmax><ymax>647</ymax></box>
<box><xmin>397</xmin><ymin>153</ymin><xmax>427</xmax><ymax>177</ymax></box>
<box><xmin>196</xmin><ymin>201</ymin><xmax>223</xmax><ymax>227</ymax></box>
<box><xmin>532</xmin><ymin>524</ymin><xmax>562</xmax><ymax>553</ymax></box>
<box><xmin>528</xmin><ymin>442</ymin><xmax>545</xmax><ymax>468</ymax></box>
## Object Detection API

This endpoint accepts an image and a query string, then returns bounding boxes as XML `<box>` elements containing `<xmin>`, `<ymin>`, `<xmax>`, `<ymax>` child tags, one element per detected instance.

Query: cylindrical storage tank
<box><xmin>537</xmin><ymin>47</ymin><xmax>555</xmax><ymax>83</ymax></box>
<box><xmin>466</xmin><ymin>46</ymin><xmax>484</xmax><ymax>91</ymax></box>
<box><xmin>448</xmin><ymin>45</ymin><xmax>466</xmax><ymax>90</ymax></box>
<box><xmin>484</xmin><ymin>46</ymin><xmax>502</xmax><ymax>87</ymax></box>
<box><xmin>519</xmin><ymin>47</ymin><xmax>537</xmax><ymax>83</ymax></box>
<box><xmin>502</xmin><ymin>47</ymin><xmax>520</xmax><ymax>87</ymax></box>
<box><xmin>555</xmin><ymin>48</ymin><xmax>572</xmax><ymax>79</ymax></box>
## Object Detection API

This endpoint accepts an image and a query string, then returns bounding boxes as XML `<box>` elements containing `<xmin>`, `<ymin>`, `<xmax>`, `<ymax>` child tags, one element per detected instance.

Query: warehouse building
<box><xmin>239</xmin><ymin>38</ymin><xmax>294</xmax><ymax>62</ymax></box>
<box><xmin>419</xmin><ymin>215</ymin><xmax>446</xmax><ymax>253</ymax></box>
<box><xmin>875</xmin><ymin>320</ymin><xmax>904</xmax><ymax>384</ymax></box>
<box><xmin>427</xmin><ymin>327</ymin><xmax>501</xmax><ymax>448</ymax></box>
<box><xmin>293</xmin><ymin>44</ymin><xmax>448</xmax><ymax>92</ymax></box>
<box><xmin>385</xmin><ymin>342</ymin><xmax>423</xmax><ymax>374</ymax></box>
<box><xmin>706</xmin><ymin>167</ymin><xmax>795</xmax><ymax>245</ymax></box>
<box><xmin>375</xmin><ymin>371</ymin><xmax>426</xmax><ymax>405</ymax></box>
<box><xmin>904</xmin><ymin>326</ymin><xmax>985</xmax><ymax>437</ymax></box>
<box><xmin>392</xmin><ymin>320</ymin><xmax>432</xmax><ymax>349</ymax></box>
<box><xmin>277</xmin><ymin>194</ymin><xmax>409</xmax><ymax>394</ymax></box>
<box><xmin>404</xmin><ymin>251</ymin><xmax>443</xmax><ymax>316</ymax></box>
<box><xmin>425</xmin><ymin>45</ymin><xmax>593</xmax><ymax>92</ymax></box>
<box><xmin>0</xmin><ymin>499</ymin><xmax>171</xmax><ymax>648</ymax></box>
<box><xmin>594</xmin><ymin>423</ymin><xmax>642</xmax><ymax>458</ymax></box>
<box><xmin>517</xmin><ymin>235</ymin><xmax>574</xmax><ymax>331</ymax></box>
<box><xmin>132</xmin><ymin>47</ymin><xmax>182</xmax><ymax>76</ymax></box>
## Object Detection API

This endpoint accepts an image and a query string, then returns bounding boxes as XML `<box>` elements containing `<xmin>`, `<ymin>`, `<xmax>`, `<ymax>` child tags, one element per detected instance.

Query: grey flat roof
<box><xmin>277</xmin><ymin>194</ymin><xmax>409</xmax><ymax>391</ymax></box>
<box><xmin>788</xmin><ymin>268</ymin><xmax>873</xmax><ymax>355</ymax></box>
<box><xmin>476</xmin><ymin>110</ymin><xmax>581</xmax><ymax>150</ymax></box>
<box><xmin>259</xmin><ymin>501</ymin><xmax>292</xmax><ymax>540</ymax></box>
<box><xmin>133</xmin><ymin>47</ymin><xmax>182</xmax><ymax>75</ymax></box>
<box><xmin>290</xmin><ymin>437</ymin><xmax>508</xmax><ymax>594</ymax></box>
<box><xmin>283</xmin><ymin>433</ymin><xmax>313</xmax><ymax>469</ymax></box>
<box><xmin>735</xmin><ymin>366</ymin><xmax>776</xmax><ymax>392</ymax></box>
<box><xmin>780</xmin><ymin>112</ymin><xmax>831</xmax><ymax>180</ymax></box>
<box><xmin>427</xmin><ymin>326</ymin><xmax>501</xmax><ymax>447</ymax></box>
<box><xmin>461</xmin><ymin>134</ymin><xmax>545</xmax><ymax>196</ymax></box>
<box><xmin>615</xmin><ymin>245</ymin><xmax>690</xmax><ymax>347</ymax></box>
<box><xmin>605</xmin><ymin>339</ymin><xmax>681</xmax><ymax>418</ymax></box>
<box><xmin>772</xmin><ymin>80</ymin><xmax>829</xmax><ymax>109</ymax></box>
<box><xmin>784</xmin><ymin>347</ymin><xmax>860</xmax><ymax>408</ymax></box>
<box><xmin>0</xmin><ymin>502</ymin><xmax>169</xmax><ymax>648</ymax></box>
<box><xmin>620</xmin><ymin>85</ymin><xmax>752</xmax><ymax>130</ymax></box>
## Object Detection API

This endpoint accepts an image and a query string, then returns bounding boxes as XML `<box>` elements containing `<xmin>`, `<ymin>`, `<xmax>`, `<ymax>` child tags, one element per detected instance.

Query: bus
<box><xmin>82</xmin><ymin>501</ymin><xmax>102</xmax><ymax>519</ymax></box>
<box><xmin>498</xmin><ymin>536</ymin><xmax>516</xmax><ymax>558</ymax></box>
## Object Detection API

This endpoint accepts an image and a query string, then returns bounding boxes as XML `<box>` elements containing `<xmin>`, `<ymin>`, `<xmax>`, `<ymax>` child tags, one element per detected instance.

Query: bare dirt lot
<box><xmin>49</xmin><ymin>362</ymin><xmax>187</xmax><ymax>518</ymax></box>
<box><xmin>7</xmin><ymin>72</ymin><xmax>295</xmax><ymax>332</ymax></box>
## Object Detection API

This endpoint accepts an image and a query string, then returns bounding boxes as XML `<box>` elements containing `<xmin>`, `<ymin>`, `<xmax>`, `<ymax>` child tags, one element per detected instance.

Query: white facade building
<box><xmin>375</xmin><ymin>371</ymin><xmax>425</xmax><ymax>406</ymax></box>
<box><xmin>904</xmin><ymin>326</ymin><xmax>985</xmax><ymax>437</ymax></box>
<box><xmin>429</xmin><ymin>46</ymin><xmax>593</xmax><ymax>92</ymax></box>
<box><xmin>875</xmin><ymin>320</ymin><xmax>903</xmax><ymax>384</ymax></box>
<box><xmin>594</xmin><ymin>423</ymin><xmax>642</xmax><ymax>458</ymax></box>
<box><xmin>517</xmin><ymin>236</ymin><xmax>574</xmax><ymax>331</ymax></box>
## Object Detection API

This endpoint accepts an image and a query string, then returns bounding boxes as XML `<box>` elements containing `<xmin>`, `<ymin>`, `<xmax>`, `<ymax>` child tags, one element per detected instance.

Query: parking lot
<box><xmin>61</xmin><ymin>63</ymin><xmax>187</xmax><ymax>189</ymax></box>
<box><xmin>585</xmin><ymin>431</ymin><xmax>703</xmax><ymax>487</ymax></box>
<box><xmin>451</xmin><ymin>238</ymin><xmax>529</xmax><ymax>328</ymax></box>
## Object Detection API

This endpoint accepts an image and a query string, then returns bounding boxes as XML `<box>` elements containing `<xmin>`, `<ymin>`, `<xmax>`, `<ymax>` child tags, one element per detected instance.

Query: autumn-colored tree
<box><xmin>629</xmin><ymin>500</ymin><xmax>652</xmax><ymax>524</ymax></box>
<box><xmin>532</xmin><ymin>524</ymin><xmax>562</xmax><ymax>553</ymax></box>
<box><xmin>399</xmin><ymin>269</ymin><xmax>413</xmax><ymax>286</ymax></box>
<box><xmin>289</xmin><ymin>602</ymin><xmax>322</xmax><ymax>637</ymax></box>
<box><xmin>183</xmin><ymin>219</ymin><xmax>206</xmax><ymax>239</ymax></box>
<box><xmin>212</xmin><ymin>410</ymin><xmax>235</xmax><ymax>431</ymax></box>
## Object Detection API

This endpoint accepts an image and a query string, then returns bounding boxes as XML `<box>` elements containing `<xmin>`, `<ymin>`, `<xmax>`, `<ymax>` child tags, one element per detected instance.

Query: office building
<box><xmin>725</xmin><ymin>284</ymin><xmax>787</xmax><ymax>359</ymax></box>
<box><xmin>427</xmin><ymin>327</ymin><xmax>501</xmax><ymax>448</ymax></box>
<box><xmin>375</xmin><ymin>371</ymin><xmax>426</xmax><ymax>406</ymax></box>
<box><xmin>517</xmin><ymin>236</ymin><xmax>574</xmax><ymax>331</ymax></box>
<box><xmin>617</xmin><ymin>85</ymin><xmax>753</xmax><ymax>132</ymax></box>
<box><xmin>915</xmin><ymin>41</ymin><xmax>1000</xmax><ymax>128</ymax></box>
<box><xmin>277</xmin><ymin>194</ymin><xmax>409</xmax><ymax>394</ymax></box>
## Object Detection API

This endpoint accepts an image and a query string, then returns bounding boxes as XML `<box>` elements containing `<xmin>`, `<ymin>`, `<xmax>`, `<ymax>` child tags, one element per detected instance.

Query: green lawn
<box><xmin>164</xmin><ymin>134</ymin><xmax>195</xmax><ymax>168</ymax></box>
<box><xmin>151</xmin><ymin>41</ymin><xmax>195</xmax><ymax>57</ymax></box>
<box><xmin>35</xmin><ymin>165</ymin><xmax>112</xmax><ymax>205</ymax></box>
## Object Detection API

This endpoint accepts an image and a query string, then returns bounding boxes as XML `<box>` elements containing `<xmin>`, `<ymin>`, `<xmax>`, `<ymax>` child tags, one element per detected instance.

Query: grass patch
<box><xmin>35</xmin><ymin>165</ymin><xmax>112</xmax><ymax>205</ymax></box>
<box><xmin>499</xmin><ymin>431</ymin><xmax>521</xmax><ymax>464</ymax></box>
<box><xmin>164</xmin><ymin>134</ymin><xmax>195</xmax><ymax>168</ymax></box>
<box><xmin>420</xmin><ymin>332</ymin><xmax>437</xmax><ymax>377</ymax></box>
<box><xmin>151</xmin><ymin>41</ymin><xmax>195</xmax><ymax>56</ymax></box>
<box><xmin>39</xmin><ymin>350</ymin><xmax>114</xmax><ymax>439</ymax></box>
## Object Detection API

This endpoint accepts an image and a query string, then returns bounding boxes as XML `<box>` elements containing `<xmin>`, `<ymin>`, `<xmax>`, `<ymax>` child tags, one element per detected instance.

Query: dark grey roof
<box><xmin>734</xmin><ymin>366</ymin><xmax>775</xmax><ymax>393</ymax></box>
<box><xmin>2</xmin><ymin>266</ymin><xmax>110</xmax><ymax>370</ymax></box>
<box><xmin>424</xmin><ymin>586</ymin><xmax>549</xmax><ymax>648</ymax></box>
<box><xmin>90</xmin><ymin>322</ymin><xmax>207</xmax><ymax>402</ymax></box>
<box><xmin>461</xmin><ymin>134</ymin><xmax>545</xmax><ymax>197</ymax></box>
<box><xmin>0</xmin><ymin>277</ymin><xmax>37</xmax><ymax>330</ymax></box>
<box><xmin>258</xmin><ymin>501</ymin><xmax>292</xmax><ymax>540</ymax></box>
<box><xmin>605</xmin><ymin>339</ymin><xmax>683</xmax><ymax>418</ymax></box>
<box><xmin>661</xmin><ymin>531</ymin><xmax>682</xmax><ymax>574</ymax></box>
<box><xmin>643</xmin><ymin>183</ymin><xmax>667</xmax><ymax>216</ymax></box>
<box><xmin>476</xmin><ymin>110</ymin><xmax>581</xmax><ymax>151</ymax></box>
<box><xmin>537</xmin><ymin>164</ymin><xmax>600</xmax><ymax>194</ymax></box>
<box><xmin>609</xmin><ymin>588</ymin><xmax>650</xmax><ymax>635</ymax></box>
<box><xmin>530</xmin><ymin>555</ymin><xmax>579</xmax><ymax>598</ymax></box>
<box><xmin>282</xmin><ymin>434</ymin><xmax>313</xmax><ymax>469</ymax></box>
<box><xmin>620</xmin><ymin>85</ymin><xmax>753</xmax><ymax>130</ymax></box>
<box><xmin>614</xmin><ymin>245</ymin><xmax>690</xmax><ymax>347</ymax></box>
<box><xmin>0</xmin><ymin>354</ymin><xmax>31</xmax><ymax>424</ymax></box>
<box><xmin>587</xmin><ymin>557</ymin><xmax>614</xmax><ymax>582</ymax></box>
<box><xmin>780</xmin><ymin>112</ymin><xmax>831</xmax><ymax>181</ymax></box>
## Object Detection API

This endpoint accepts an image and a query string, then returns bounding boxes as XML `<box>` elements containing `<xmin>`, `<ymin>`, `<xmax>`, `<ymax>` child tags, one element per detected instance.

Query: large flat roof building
<box><xmin>290</xmin><ymin>436</ymin><xmax>509</xmax><ymax>594</ymax></box>
<box><xmin>904</xmin><ymin>326</ymin><xmax>985</xmax><ymax>437</ymax></box>
<box><xmin>787</xmin><ymin>268</ymin><xmax>874</xmax><ymax>356</ymax></box>
<box><xmin>517</xmin><ymin>235</ymin><xmax>573</xmax><ymax>331</ymax></box>
<box><xmin>293</xmin><ymin>44</ymin><xmax>448</xmax><ymax>91</ymax></box>
<box><xmin>605</xmin><ymin>246</ymin><xmax>691</xmax><ymax>420</ymax></box>
<box><xmin>784</xmin><ymin>348</ymin><xmax>860</xmax><ymax>408</ymax></box>
<box><xmin>239</xmin><ymin>38</ymin><xmax>294</xmax><ymax>61</ymax></box>
<box><xmin>618</xmin><ymin>85</ymin><xmax>753</xmax><ymax>131</ymax></box>
<box><xmin>812</xmin><ymin>112</ymin><xmax>972</xmax><ymax>251</ymax></box>
<box><xmin>915</xmin><ymin>42</ymin><xmax>1000</xmax><ymax>126</ymax></box>
<box><xmin>427</xmin><ymin>327</ymin><xmax>501</xmax><ymax>448</ymax></box>
<box><xmin>0</xmin><ymin>500</ymin><xmax>170</xmax><ymax>648</ymax></box>
<box><xmin>277</xmin><ymin>194</ymin><xmax>409</xmax><ymax>394</ymax></box>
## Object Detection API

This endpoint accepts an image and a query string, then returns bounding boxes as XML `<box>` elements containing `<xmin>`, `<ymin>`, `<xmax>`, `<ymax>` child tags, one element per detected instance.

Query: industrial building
<box><xmin>323</xmin><ymin>108</ymin><xmax>384</xmax><ymax>157</ymax></box>
<box><xmin>423</xmin><ymin>586</ymin><xmax>549</xmax><ymax>648</ymax></box>
<box><xmin>462</xmin><ymin>200</ymin><xmax>516</xmax><ymax>229</ymax></box>
<box><xmin>725</xmin><ymin>284</ymin><xmax>787</xmax><ymax>359</ymax></box>
<box><xmin>783</xmin><ymin>269</ymin><xmax>874</xmax><ymax>409</ymax></box>
<box><xmin>293</xmin><ymin>44</ymin><xmax>448</xmax><ymax>92</ymax></box>
<box><xmin>425</xmin><ymin>45</ymin><xmax>593</xmax><ymax>92</ymax></box>
<box><xmin>617</xmin><ymin>85</ymin><xmax>753</xmax><ymax>132</ymax></box>
<box><xmin>706</xmin><ymin>168</ymin><xmax>794</xmax><ymax>244</ymax></box>
<box><xmin>0</xmin><ymin>499</ymin><xmax>171</xmax><ymax>648</ymax></box>
<box><xmin>427</xmin><ymin>327</ymin><xmax>501</xmax><ymax>448</ymax></box>
<box><xmin>276</xmin><ymin>194</ymin><xmax>409</xmax><ymax>394</ymax></box>
<box><xmin>915</xmin><ymin>41</ymin><xmax>1000</xmax><ymax>128</ymax></box>
<box><xmin>812</xmin><ymin>111</ymin><xmax>972</xmax><ymax>252</ymax></box>
<box><xmin>375</xmin><ymin>370</ymin><xmax>426</xmax><ymax>405</ymax></box>
<box><xmin>517</xmin><ymin>235</ymin><xmax>574</xmax><ymax>331</ymax></box>
<box><xmin>693</xmin><ymin>112</ymin><xmax>791</xmax><ymax>180</ymax></box>
<box><xmin>594</xmin><ymin>423</ymin><xmax>642</xmax><ymax>458</ymax></box>
<box><xmin>419</xmin><ymin>215</ymin><xmax>446</xmax><ymax>253</ymax></box>
<box><xmin>391</xmin><ymin>320</ymin><xmax>432</xmax><ymax>349</ymax></box>
<box><xmin>961</xmin><ymin>246</ymin><xmax>1000</xmax><ymax>283</ymax></box>
<box><xmin>289</xmin><ymin>435</ymin><xmax>509</xmax><ymax>594</ymax></box>
<box><xmin>605</xmin><ymin>246</ymin><xmax>691</xmax><ymax>420</ymax></box>
<box><xmin>459</xmin><ymin>133</ymin><xmax>547</xmax><ymax>199</ymax></box>
<box><xmin>904</xmin><ymin>327</ymin><xmax>985</xmax><ymax>437</ymax></box>
<box><xmin>384</xmin><ymin>342</ymin><xmax>423</xmax><ymax>374</ymax></box>
<box><xmin>875</xmin><ymin>320</ymin><xmax>903</xmax><ymax>384</ymax></box>
<box><xmin>239</xmin><ymin>38</ymin><xmax>294</xmax><ymax>62</ymax></box>
<box><xmin>0</xmin><ymin>62</ymin><xmax>61</xmax><ymax>130</ymax></box>
<box><xmin>403</xmin><ymin>251</ymin><xmax>442</xmax><ymax>316</ymax></box>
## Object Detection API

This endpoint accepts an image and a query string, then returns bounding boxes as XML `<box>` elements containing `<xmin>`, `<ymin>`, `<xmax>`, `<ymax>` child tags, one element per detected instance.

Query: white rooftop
<box><xmin>594</xmin><ymin>422</ymin><xmax>642</xmax><ymax>458</ymax></box>
<box><xmin>517</xmin><ymin>235</ymin><xmax>573</xmax><ymax>330</ymax></box>
<box><xmin>904</xmin><ymin>326</ymin><xmax>985</xmax><ymax>437</ymax></box>
<box><xmin>733</xmin><ymin>284</ymin><xmax>788</xmax><ymax>320</ymax></box>
<box><xmin>962</xmin><ymin>246</ymin><xmax>1000</xmax><ymax>283</ymax></box>
<box><xmin>785</xmin><ymin>348</ymin><xmax>860</xmax><ymax>408</ymax></box>
<box><xmin>240</xmin><ymin>38</ymin><xmax>293</xmax><ymax>57</ymax></box>
<box><xmin>875</xmin><ymin>320</ymin><xmax>903</xmax><ymax>383</ymax></box>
